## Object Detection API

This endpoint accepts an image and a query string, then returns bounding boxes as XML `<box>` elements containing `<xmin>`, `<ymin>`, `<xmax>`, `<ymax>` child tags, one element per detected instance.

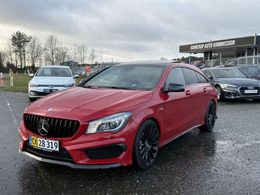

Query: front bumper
<box><xmin>222</xmin><ymin>88</ymin><xmax>260</xmax><ymax>99</ymax></box>
<box><xmin>18</xmin><ymin>121</ymin><xmax>136</xmax><ymax>169</ymax></box>
<box><xmin>28</xmin><ymin>86</ymin><xmax>68</xmax><ymax>98</ymax></box>
<box><xmin>19</xmin><ymin>149</ymin><xmax>121</xmax><ymax>169</ymax></box>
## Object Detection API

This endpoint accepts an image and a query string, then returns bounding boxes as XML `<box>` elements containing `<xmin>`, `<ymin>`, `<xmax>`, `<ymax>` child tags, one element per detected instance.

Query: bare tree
<box><xmin>89</xmin><ymin>49</ymin><xmax>96</xmax><ymax>64</ymax></box>
<box><xmin>44</xmin><ymin>35</ymin><xmax>58</xmax><ymax>65</ymax></box>
<box><xmin>0</xmin><ymin>51</ymin><xmax>5</xmax><ymax>69</ymax></box>
<box><xmin>5</xmin><ymin>43</ymin><xmax>13</xmax><ymax>65</ymax></box>
<box><xmin>27</xmin><ymin>37</ymin><xmax>43</xmax><ymax>66</ymax></box>
<box><xmin>77</xmin><ymin>44</ymin><xmax>88</xmax><ymax>64</ymax></box>
<box><xmin>55</xmin><ymin>46</ymin><xmax>69</xmax><ymax>65</ymax></box>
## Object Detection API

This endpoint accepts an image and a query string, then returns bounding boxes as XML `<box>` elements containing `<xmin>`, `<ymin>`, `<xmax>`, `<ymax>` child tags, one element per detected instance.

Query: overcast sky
<box><xmin>0</xmin><ymin>0</ymin><xmax>260</xmax><ymax>62</ymax></box>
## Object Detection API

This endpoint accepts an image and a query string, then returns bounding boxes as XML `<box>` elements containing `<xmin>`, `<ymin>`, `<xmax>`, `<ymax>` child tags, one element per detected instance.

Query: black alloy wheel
<box><xmin>200</xmin><ymin>101</ymin><xmax>217</xmax><ymax>132</ymax></box>
<box><xmin>134</xmin><ymin>120</ymin><xmax>160</xmax><ymax>170</ymax></box>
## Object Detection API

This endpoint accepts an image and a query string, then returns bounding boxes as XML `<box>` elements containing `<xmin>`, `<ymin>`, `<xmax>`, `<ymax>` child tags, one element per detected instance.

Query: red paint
<box><xmin>19</xmin><ymin>63</ymin><xmax>217</xmax><ymax>167</ymax></box>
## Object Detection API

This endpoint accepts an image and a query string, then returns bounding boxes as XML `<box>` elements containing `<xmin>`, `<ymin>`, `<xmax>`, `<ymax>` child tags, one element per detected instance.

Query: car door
<box><xmin>182</xmin><ymin>68</ymin><xmax>201</xmax><ymax>126</ymax></box>
<box><xmin>194</xmin><ymin>71</ymin><xmax>212</xmax><ymax>124</ymax></box>
<box><xmin>163</xmin><ymin>67</ymin><xmax>194</xmax><ymax>140</ymax></box>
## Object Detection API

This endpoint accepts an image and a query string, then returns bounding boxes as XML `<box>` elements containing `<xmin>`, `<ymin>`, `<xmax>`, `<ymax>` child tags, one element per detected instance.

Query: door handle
<box><xmin>185</xmin><ymin>90</ymin><xmax>191</xmax><ymax>96</ymax></box>
<box><xmin>203</xmin><ymin>87</ymin><xmax>207</xmax><ymax>93</ymax></box>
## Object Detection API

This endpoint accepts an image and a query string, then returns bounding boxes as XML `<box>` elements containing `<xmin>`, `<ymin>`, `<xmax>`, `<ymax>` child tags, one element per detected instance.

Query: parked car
<box><xmin>204</xmin><ymin>59</ymin><xmax>222</xmax><ymax>67</ymax></box>
<box><xmin>202</xmin><ymin>67</ymin><xmax>260</xmax><ymax>100</ymax></box>
<box><xmin>19</xmin><ymin>61</ymin><xmax>218</xmax><ymax>170</ymax></box>
<box><xmin>28</xmin><ymin>65</ymin><xmax>78</xmax><ymax>101</ymax></box>
<box><xmin>190</xmin><ymin>60</ymin><xmax>204</xmax><ymax>69</ymax></box>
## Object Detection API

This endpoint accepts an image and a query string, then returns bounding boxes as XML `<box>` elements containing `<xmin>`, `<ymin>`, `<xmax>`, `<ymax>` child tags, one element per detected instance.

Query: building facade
<box><xmin>179</xmin><ymin>35</ymin><xmax>260</xmax><ymax>65</ymax></box>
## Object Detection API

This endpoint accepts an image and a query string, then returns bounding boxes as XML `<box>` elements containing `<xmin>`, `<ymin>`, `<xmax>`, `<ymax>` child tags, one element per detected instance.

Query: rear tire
<box><xmin>199</xmin><ymin>101</ymin><xmax>217</xmax><ymax>132</ymax></box>
<box><xmin>134</xmin><ymin>120</ymin><xmax>160</xmax><ymax>170</ymax></box>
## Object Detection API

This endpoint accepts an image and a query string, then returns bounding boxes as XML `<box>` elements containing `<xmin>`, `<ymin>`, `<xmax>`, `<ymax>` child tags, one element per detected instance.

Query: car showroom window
<box><xmin>182</xmin><ymin>68</ymin><xmax>198</xmax><ymax>85</ymax></box>
<box><xmin>165</xmin><ymin>68</ymin><xmax>186</xmax><ymax>86</ymax></box>
<box><xmin>196</xmin><ymin>72</ymin><xmax>208</xmax><ymax>83</ymax></box>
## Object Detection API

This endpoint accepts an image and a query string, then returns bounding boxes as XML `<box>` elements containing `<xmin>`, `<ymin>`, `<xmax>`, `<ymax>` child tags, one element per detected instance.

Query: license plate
<box><xmin>44</xmin><ymin>89</ymin><xmax>58</xmax><ymax>93</ymax></box>
<box><xmin>29</xmin><ymin>136</ymin><xmax>59</xmax><ymax>152</ymax></box>
<box><xmin>244</xmin><ymin>89</ymin><xmax>258</xmax><ymax>94</ymax></box>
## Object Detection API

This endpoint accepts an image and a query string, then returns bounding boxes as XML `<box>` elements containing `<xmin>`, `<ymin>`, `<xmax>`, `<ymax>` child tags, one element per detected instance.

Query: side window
<box><xmin>203</xmin><ymin>70</ymin><xmax>213</xmax><ymax>79</ymax></box>
<box><xmin>182</xmin><ymin>68</ymin><xmax>198</xmax><ymax>85</ymax></box>
<box><xmin>165</xmin><ymin>68</ymin><xmax>186</xmax><ymax>87</ymax></box>
<box><xmin>196</xmin><ymin>72</ymin><xmax>208</xmax><ymax>83</ymax></box>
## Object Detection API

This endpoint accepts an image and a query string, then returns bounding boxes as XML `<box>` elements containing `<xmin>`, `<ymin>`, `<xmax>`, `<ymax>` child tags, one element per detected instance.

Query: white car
<box><xmin>28</xmin><ymin>65</ymin><xmax>78</xmax><ymax>101</ymax></box>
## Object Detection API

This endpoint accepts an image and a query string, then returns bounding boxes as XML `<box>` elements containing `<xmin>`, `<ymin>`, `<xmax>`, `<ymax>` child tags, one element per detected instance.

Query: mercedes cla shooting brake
<box><xmin>19</xmin><ymin>61</ymin><xmax>218</xmax><ymax>169</ymax></box>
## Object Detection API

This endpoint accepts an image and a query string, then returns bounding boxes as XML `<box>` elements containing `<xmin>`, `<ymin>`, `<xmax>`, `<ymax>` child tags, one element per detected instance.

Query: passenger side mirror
<box><xmin>164</xmin><ymin>83</ymin><xmax>185</xmax><ymax>93</ymax></box>
<box><xmin>209</xmin><ymin>76</ymin><xmax>214</xmax><ymax>81</ymax></box>
<box><xmin>29</xmin><ymin>73</ymin><xmax>34</xmax><ymax>77</ymax></box>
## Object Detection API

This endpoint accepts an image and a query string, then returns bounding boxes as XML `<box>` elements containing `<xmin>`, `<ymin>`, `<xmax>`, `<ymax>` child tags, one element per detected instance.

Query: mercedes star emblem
<box><xmin>37</xmin><ymin>119</ymin><xmax>49</xmax><ymax>136</ymax></box>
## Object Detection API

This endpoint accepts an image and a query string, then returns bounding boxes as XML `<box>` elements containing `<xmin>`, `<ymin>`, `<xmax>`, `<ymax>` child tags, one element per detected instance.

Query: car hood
<box><xmin>215</xmin><ymin>78</ymin><xmax>260</xmax><ymax>87</ymax></box>
<box><xmin>31</xmin><ymin>76</ymin><xmax>74</xmax><ymax>85</ymax></box>
<box><xmin>25</xmin><ymin>87</ymin><xmax>153</xmax><ymax>121</ymax></box>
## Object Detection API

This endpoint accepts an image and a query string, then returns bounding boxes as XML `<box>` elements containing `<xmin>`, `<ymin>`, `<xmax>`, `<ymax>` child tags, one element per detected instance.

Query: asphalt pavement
<box><xmin>0</xmin><ymin>91</ymin><xmax>260</xmax><ymax>195</ymax></box>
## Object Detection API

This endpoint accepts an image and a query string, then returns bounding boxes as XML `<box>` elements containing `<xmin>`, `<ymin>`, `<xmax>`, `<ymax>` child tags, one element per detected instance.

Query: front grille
<box><xmin>240</xmin><ymin>87</ymin><xmax>260</xmax><ymax>95</ymax></box>
<box><xmin>24</xmin><ymin>141</ymin><xmax>74</xmax><ymax>162</ymax></box>
<box><xmin>23</xmin><ymin>114</ymin><xmax>80</xmax><ymax>138</ymax></box>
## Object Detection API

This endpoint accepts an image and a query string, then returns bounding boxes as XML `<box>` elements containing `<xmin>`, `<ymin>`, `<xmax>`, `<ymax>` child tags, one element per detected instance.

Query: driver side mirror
<box><xmin>163</xmin><ymin>83</ymin><xmax>185</xmax><ymax>93</ymax></box>
<box><xmin>74</xmin><ymin>74</ymin><xmax>79</xmax><ymax>79</ymax></box>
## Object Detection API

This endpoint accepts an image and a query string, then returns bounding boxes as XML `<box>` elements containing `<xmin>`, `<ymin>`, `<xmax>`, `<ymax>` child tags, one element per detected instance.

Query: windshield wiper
<box><xmin>81</xmin><ymin>85</ymin><xmax>100</xmax><ymax>89</ymax></box>
<box><xmin>100</xmin><ymin>86</ymin><xmax>133</xmax><ymax>90</ymax></box>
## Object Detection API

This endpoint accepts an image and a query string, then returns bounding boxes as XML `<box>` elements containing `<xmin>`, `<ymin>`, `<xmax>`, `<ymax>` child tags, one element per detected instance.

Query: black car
<box><xmin>202</xmin><ymin>67</ymin><xmax>260</xmax><ymax>100</ymax></box>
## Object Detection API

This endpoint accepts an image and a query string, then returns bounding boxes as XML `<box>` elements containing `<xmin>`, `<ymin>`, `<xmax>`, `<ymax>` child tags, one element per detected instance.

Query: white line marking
<box><xmin>2</xmin><ymin>92</ymin><xmax>18</xmax><ymax>126</ymax></box>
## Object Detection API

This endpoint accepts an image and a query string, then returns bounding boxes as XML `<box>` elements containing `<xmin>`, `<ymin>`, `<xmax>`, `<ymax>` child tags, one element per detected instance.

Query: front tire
<box><xmin>134</xmin><ymin>120</ymin><xmax>160</xmax><ymax>170</ymax></box>
<box><xmin>215</xmin><ymin>85</ymin><xmax>224</xmax><ymax>100</ymax></box>
<box><xmin>199</xmin><ymin>101</ymin><xmax>217</xmax><ymax>132</ymax></box>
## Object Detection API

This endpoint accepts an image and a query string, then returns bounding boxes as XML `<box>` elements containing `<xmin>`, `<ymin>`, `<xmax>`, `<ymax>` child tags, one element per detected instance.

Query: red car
<box><xmin>18</xmin><ymin>61</ymin><xmax>218</xmax><ymax>169</ymax></box>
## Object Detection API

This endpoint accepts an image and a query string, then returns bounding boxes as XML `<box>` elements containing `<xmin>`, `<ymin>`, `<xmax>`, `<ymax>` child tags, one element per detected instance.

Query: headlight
<box><xmin>86</xmin><ymin>112</ymin><xmax>132</xmax><ymax>134</ymax></box>
<box><xmin>30</xmin><ymin>83</ymin><xmax>38</xmax><ymax>87</ymax></box>
<box><xmin>220</xmin><ymin>83</ymin><xmax>238</xmax><ymax>89</ymax></box>
<box><xmin>64</xmin><ymin>83</ymin><xmax>74</xmax><ymax>87</ymax></box>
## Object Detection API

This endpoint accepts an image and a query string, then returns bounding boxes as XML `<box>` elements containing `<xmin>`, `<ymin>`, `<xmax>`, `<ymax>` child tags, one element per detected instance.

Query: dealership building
<box><xmin>179</xmin><ymin>35</ymin><xmax>260</xmax><ymax>65</ymax></box>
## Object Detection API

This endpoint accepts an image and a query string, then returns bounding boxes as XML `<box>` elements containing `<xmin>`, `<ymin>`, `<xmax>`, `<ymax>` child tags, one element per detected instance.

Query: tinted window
<box><xmin>165</xmin><ymin>68</ymin><xmax>186</xmax><ymax>86</ymax></box>
<box><xmin>84</xmin><ymin>65</ymin><xmax>165</xmax><ymax>90</ymax></box>
<box><xmin>196</xmin><ymin>72</ymin><xmax>208</xmax><ymax>83</ymax></box>
<box><xmin>182</xmin><ymin>68</ymin><xmax>198</xmax><ymax>84</ymax></box>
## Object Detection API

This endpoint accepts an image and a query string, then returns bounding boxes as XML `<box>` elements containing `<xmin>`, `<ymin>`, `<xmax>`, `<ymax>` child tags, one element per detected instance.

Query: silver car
<box><xmin>28</xmin><ymin>65</ymin><xmax>78</xmax><ymax>101</ymax></box>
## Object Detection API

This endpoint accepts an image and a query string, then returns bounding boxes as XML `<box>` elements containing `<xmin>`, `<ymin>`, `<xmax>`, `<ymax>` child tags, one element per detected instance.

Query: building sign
<box><xmin>190</xmin><ymin>40</ymin><xmax>236</xmax><ymax>50</ymax></box>
<box><xmin>179</xmin><ymin>36</ymin><xmax>257</xmax><ymax>53</ymax></box>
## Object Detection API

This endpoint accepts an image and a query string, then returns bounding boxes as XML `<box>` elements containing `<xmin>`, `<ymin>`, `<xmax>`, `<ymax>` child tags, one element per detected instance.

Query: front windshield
<box><xmin>212</xmin><ymin>69</ymin><xmax>246</xmax><ymax>78</ymax></box>
<box><xmin>36</xmin><ymin>67</ymin><xmax>72</xmax><ymax>77</ymax></box>
<box><xmin>83</xmin><ymin>65</ymin><xmax>165</xmax><ymax>90</ymax></box>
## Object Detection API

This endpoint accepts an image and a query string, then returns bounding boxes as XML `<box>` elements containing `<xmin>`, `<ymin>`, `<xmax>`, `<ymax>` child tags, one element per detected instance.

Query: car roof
<box><xmin>114</xmin><ymin>60</ymin><xmax>198</xmax><ymax>69</ymax></box>
<box><xmin>202</xmin><ymin>67</ymin><xmax>235</xmax><ymax>71</ymax></box>
<box><xmin>115</xmin><ymin>60</ymin><xmax>171</xmax><ymax>67</ymax></box>
<box><xmin>40</xmin><ymin>65</ymin><xmax>70</xmax><ymax>69</ymax></box>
